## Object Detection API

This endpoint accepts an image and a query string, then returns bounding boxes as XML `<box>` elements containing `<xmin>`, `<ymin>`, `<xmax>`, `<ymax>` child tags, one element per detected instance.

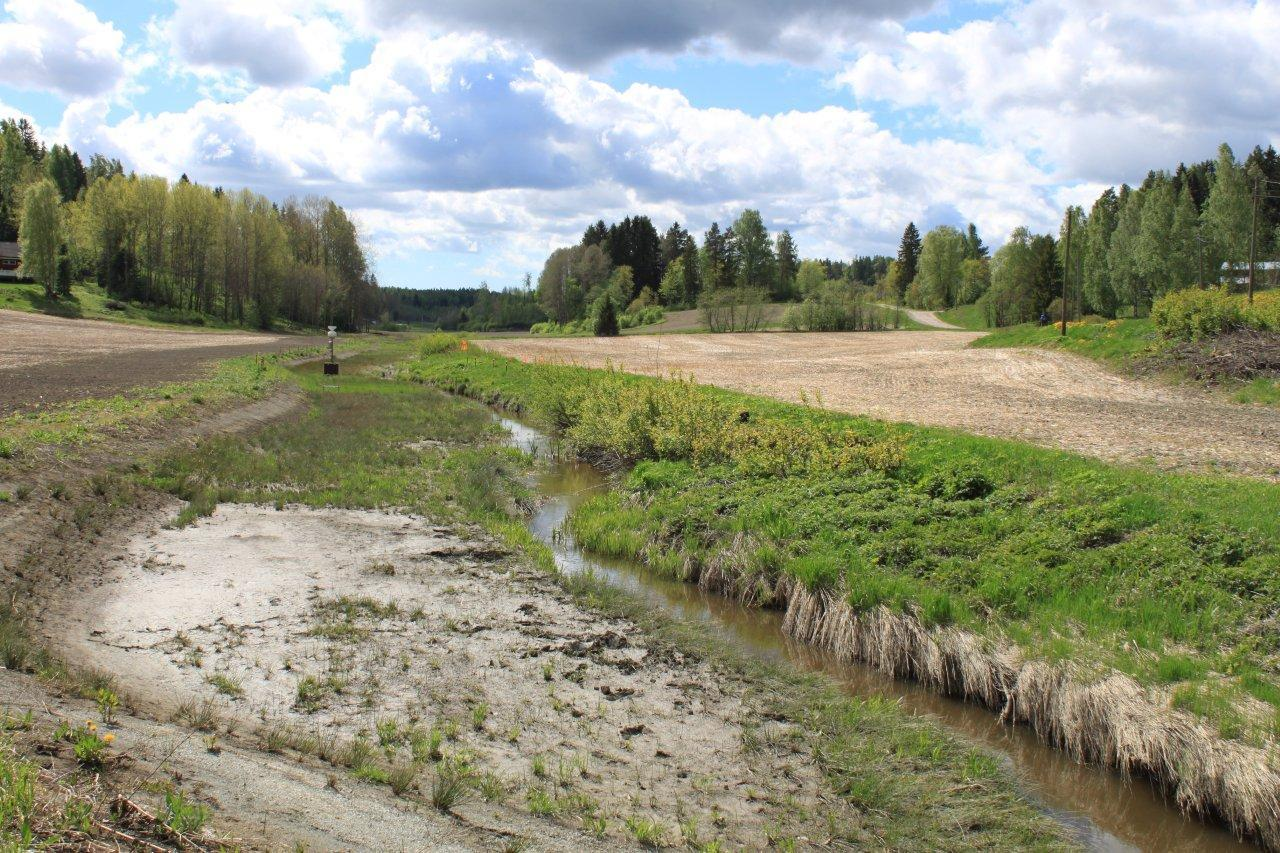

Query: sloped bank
<box><xmin>403</xmin><ymin>345</ymin><xmax>1280</xmax><ymax>850</ymax></box>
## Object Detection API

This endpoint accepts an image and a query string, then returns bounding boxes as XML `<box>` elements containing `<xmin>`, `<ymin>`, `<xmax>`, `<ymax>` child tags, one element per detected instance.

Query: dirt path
<box><xmin>882</xmin><ymin>305</ymin><xmax>963</xmax><ymax>329</ymax></box>
<box><xmin>0</xmin><ymin>309</ymin><xmax>321</xmax><ymax>414</ymax></box>
<box><xmin>480</xmin><ymin>331</ymin><xmax>1280</xmax><ymax>478</ymax></box>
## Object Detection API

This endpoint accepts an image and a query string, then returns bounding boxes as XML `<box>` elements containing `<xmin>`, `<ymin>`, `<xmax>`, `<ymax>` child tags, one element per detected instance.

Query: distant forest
<box><xmin>380</xmin><ymin>284</ymin><xmax>543</xmax><ymax>330</ymax></box>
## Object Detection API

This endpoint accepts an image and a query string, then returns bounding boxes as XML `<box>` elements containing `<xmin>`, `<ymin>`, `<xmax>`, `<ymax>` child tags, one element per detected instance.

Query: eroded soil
<box><xmin>33</xmin><ymin>502</ymin><xmax>848</xmax><ymax>849</ymax></box>
<box><xmin>480</xmin><ymin>331</ymin><xmax>1280</xmax><ymax>478</ymax></box>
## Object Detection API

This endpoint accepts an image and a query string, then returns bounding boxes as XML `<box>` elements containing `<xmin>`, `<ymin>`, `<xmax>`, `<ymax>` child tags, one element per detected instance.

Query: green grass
<box><xmin>975</xmin><ymin>317</ymin><xmax>1280</xmax><ymax>407</ymax></box>
<box><xmin>128</xmin><ymin>339</ymin><xmax>1067</xmax><ymax>849</ymax></box>
<box><xmin>403</xmin><ymin>348</ymin><xmax>1280</xmax><ymax>745</ymax></box>
<box><xmin>0</xmin><ymin>279</ymin><xmax>311</xmax><ymax>333</ymax></box>
<box><xmin>0</xmin><ymin>353</ymin><xmax>288</xmax><ymax>460</ymax></box>
<box><xmin>973</xmin><ymin>318</ymin><xmax>1161</xmax><ymax>364</ymax></box>
<box><xmin>936</xmin><ymin>302</ymin><xmax>990</xmax><ymax>330</ymax></box>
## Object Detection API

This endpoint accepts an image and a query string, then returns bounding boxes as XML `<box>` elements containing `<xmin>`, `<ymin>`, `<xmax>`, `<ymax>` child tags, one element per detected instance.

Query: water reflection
<box><xmin>495</xmin><ymin>416</ymin><xmax>1252</xmax><ymax>853</ymax></box>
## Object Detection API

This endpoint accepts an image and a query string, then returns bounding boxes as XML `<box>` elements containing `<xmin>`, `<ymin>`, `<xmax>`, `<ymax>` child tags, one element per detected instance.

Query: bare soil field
<box><xmin>0</xmin><ymin>309</ymin><xmax>320</xmax><ymax>414</ymax></box>
<box><xmin>481</xmin><ymin>331</ymin><xmax>1280</xmax><ymax>478</ymax></box>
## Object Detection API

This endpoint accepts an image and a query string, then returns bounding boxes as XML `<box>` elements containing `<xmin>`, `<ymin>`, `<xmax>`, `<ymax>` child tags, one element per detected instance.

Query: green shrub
<box><xmin>1151</xmin><ymin>288</ymin><xmax>1244</xmax><ymax>339</ymax></box>
<box><xmin>1244</xmin><ymin>290</ymin><xmax>1280</xmax><ymax>331</ymax></box>
<box><xmin>418</xmin><ymin>333</ymin><xmax>461</xmax><ymax>356</ymax></box>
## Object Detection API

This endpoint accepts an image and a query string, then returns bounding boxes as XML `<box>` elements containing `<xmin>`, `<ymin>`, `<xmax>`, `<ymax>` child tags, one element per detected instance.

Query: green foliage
<box><xmin>162</xmin><ymin>791</ymin><xmax>209</xmax><ymax>834</ymax></box>
<box><xmin>783</xmin><ymin>284</ymin><xmax>901</xmax><ymax>332</ymax></box>
<box><xmin>18</xmin><ymin>179</ymin><xmax>62</xmax><ymax>298</ymax></box>
<box><xmin>418</xmin><ymin>332</ymin><xmax>462</xmax><ymax>356</ymax></box>
<box><xmin>593</xmin><ymin>294</ymin><xmax>620</xmax><ymax>337</ymax></box>
<box><xmin>406</xmin><ymin>348</ymin><xmax>1280</xmax><ymax>741</ymax></box>
<box><xmin>1151</xmin><ymin>287</ymin><xmax>1246</xmax><ymax>339</ymax></box>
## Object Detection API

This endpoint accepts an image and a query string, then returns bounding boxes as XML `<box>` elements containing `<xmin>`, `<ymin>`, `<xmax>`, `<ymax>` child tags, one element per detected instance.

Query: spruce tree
<box><xmin>963</xmin><ymin>223</ymin><xmax>988</xmax><ymax>259</ymax></box>
<box><xmin>896</xmin><ymin>222</ymin><xmax>922</xmax><ymax>295</ymax></box>
<box><xmin>594</xmin><ymin>293</ymin><xmax>619</xmax><ymax>336</ymax></box>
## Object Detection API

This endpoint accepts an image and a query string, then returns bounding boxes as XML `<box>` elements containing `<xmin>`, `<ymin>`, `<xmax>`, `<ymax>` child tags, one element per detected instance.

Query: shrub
<box><xmin>1244</xmin><ymin>290</ymin><xmax>1280</xmax><ymax>332</ymax></box>
<box><xmin>419</xmin><ymin>333</ymin><xmax>462</xmax><ymax>356</ymax></box>
<box><xmin>1151</xmin><ymin>287</ymin><xmax>1244</xmax><ymax>340</ymax></box>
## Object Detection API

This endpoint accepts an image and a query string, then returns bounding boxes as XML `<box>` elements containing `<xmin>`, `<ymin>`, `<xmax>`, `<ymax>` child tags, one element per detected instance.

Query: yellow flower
<box><xmin>86</xmin><ymin>721</ymin><xmax>97</xmax><ymax>732</ymax></box>
<box><xmin>102</xmin><ymin>733</ymin><xmax>115</xmax><ymax>744</ymax></box>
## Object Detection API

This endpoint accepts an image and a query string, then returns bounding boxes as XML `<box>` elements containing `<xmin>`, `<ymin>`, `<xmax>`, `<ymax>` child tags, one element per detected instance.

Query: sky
<box><xmin>2</xmin><ymin>1</ymin><xmax>1279</xmax><ymax>290</ymax></box>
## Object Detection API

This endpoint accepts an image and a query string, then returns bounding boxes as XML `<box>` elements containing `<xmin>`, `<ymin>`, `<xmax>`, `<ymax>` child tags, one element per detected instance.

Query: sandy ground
<box><xmin>0</xmin><ymin>309</ymin><xmax>321</xmax><ymax>414</ymax></box>
<box><xmin>481</xmin><ymin>331</ymin><xmax>1280</xmax><ymax>478</ymax></box>
<box><xmin>31</xmin><ymin>501</ymin><xmax>849</xmax><ymax>849</ymax></box>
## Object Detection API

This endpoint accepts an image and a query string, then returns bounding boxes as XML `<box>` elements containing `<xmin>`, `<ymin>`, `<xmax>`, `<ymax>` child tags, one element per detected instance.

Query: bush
<box><xmin>1244</xmin><ymin>290</ymin><xmax>1280</xmax><ymax>332</ymax></box>
<box><xmin>784</xmin><ymin>283</ymin><xmax>900</xmax><ymax>332</ymax></box>
<box><xmin>699</xmin><ymin>287</ymin><xmax>768</xmax><ymax>332</ymax></box>
<box><xmin>418</xmin><ymin>332</ymin><xmax>462</xmax><ymax>356</ymax></box>
<box><xmin>1151</xmin><ymin>287</ymin><xmax>1244</xmax><ymax>340</ymax></box>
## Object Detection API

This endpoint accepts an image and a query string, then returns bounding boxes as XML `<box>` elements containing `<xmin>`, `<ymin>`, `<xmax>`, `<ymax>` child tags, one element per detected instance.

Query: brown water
<box><xmin>498</xmin><ymin>416</ymin><xmax>1255</xmax><ymax>852</ymax></box>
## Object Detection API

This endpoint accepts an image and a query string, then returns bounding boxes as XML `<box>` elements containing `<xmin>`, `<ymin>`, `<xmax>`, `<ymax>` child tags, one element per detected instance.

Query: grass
<box><xmin>973</xmin><ymin>317</ymin><xmax>1162</xmax><ymax>364</ymax></box>
<box><xmin>402</xmin><ymin>348</ymin><xmax>1280</xmax><ymax>746</ymax></box>
<box><xmin>120</xmin><ymin>338</ymin><xmax>1070</xmax><ymax>848</ymax></box>
<box><xmin>975</xmin><ymin>316</ymin><xmax>1280</xmax><ymax>407</ymax></box>
<box><xmin>0</xmin><ymin>279</ymin><xmax>313</xmax><ymax>333</ymax></box>
<box><xmin>936</xmin><ymin>302</ymin><xmax>990</xmax><ymax>330</ymax></box>
<box><xmin>0</xmin><ymin>352</ymin><xmax>289</xmax><ymax>461</ymax></box>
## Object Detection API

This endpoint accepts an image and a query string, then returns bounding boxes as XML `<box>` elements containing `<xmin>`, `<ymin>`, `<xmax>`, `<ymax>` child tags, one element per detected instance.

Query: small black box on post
<box><xmin>323</xmin><ymin>362</ymin><xmax>339</xmax><ymax>376</ymax></box>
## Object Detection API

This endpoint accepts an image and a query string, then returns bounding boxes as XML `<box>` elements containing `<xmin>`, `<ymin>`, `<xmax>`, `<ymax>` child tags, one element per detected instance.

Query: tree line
<box><xmin>380</xmin><ymin>282</ymin><xmax>543</xmax><ymax>330</ymax></box>
<box><xmin>1</xmin><ymin>117</ymin><xmax>378</xmax><ymax>330</ymax></box>
<box><xmin>890</xmin><ymin>142</ymin><xmax>1279</xmax><ymax>325</ymax></box>
<box><xmin>537</xmin><ymin>210</ymin><xmax>891</xmax><ymax>325</ymax></box>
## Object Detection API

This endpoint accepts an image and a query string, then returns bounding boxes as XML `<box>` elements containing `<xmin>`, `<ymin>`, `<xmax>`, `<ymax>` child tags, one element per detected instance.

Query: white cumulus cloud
<box><xmin>838</xmin><ymin>0</ymin><xmax>1280</xmax><ymax>182</ymax></box>
<box><xmin>0</xmin><ymin>0</ymin><xmax>126</xmax><ymax>97</ymax></box>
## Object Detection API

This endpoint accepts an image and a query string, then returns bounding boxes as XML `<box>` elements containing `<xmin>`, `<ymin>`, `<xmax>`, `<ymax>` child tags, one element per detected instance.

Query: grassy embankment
<box><xmin>936</xmin><ymin>303</ymin><xmax>990</xmax><ymax>330</ymax></box>
<box><xmin>0</xmin><ymin>280</ymin><xmax>296</xmax><ymax>331</ymax></box>
<box><xmin>975</xmin><ymin>313</ymin><xmax>1280</xmax><ymax>406</ymax></box>
<box><xmin>403</xmin><ymin>345</ymin><xmax>1280</xmax><ymax>846</ymax></box>
<box><xmin>130</xmin><ymin>339</ymin><xmax>1068</xmax><ymax>850</ymax></box>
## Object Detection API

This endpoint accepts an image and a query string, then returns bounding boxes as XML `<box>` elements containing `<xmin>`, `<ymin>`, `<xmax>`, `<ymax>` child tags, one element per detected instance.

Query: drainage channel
<box><xmin>497</xmin><ymin>415</ymin><xmax>1251</xmax><ymax>852</ymax></box>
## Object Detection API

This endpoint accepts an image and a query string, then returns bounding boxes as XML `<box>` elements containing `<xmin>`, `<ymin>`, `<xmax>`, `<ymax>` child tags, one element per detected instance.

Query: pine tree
<box><xmin>896</xmin><ymin>222</ymin><xmax>922</xmax><ymax>297</ymax></box>
<box><xmin>594</xmin><ymin>293</ymin><xmax>619</xmax><ymax>336</ymax></box>
<box><xmin>774</xmin><ymin>230</ymin><xmax>798</xmax><ymax>300</ymax></box>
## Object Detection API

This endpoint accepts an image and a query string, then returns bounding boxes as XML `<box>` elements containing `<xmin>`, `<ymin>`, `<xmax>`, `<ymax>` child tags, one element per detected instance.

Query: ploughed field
<box><xmin>480</xmin><ymin>330</ymin><xmax>1280</xmax><ymax>479</ymax></box>
<box><xmin>0</xmin><ymin>309</ymin><xmax>319</xmax><ymax>414</ymax></box>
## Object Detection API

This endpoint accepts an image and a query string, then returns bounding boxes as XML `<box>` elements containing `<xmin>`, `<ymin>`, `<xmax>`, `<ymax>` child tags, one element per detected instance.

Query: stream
<box><xmin>497</xmin><ymin>415</ymin><xmax>1252</xmax><ymax>852</ymax></box>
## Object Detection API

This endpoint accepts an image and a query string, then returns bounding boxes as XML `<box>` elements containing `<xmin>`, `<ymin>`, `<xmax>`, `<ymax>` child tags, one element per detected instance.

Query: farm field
<box><xmin>0</xmin><ymin>309</ymin><xmax>321</xmax><ymax>414</ymax></box>
<box><xmin>479</xmin><ymin>330</ymin><xmax>1280</xmax><ymax>478</ymax></box>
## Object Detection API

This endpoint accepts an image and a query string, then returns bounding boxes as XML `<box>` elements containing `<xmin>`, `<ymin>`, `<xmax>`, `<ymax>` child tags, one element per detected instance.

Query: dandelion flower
<box><xmin>102</xmin><ymin>733</ymin><xmax>115</xmax><ymax>744</ymax></box>
<box><xmin>87</xmin><ymin>721</ymin><xmax>97</xmax><ymax>732</ymax></box>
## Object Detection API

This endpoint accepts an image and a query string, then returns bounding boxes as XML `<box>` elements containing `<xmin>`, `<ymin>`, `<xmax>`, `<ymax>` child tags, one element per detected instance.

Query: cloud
<box><xmin>161</xmin><ymin>0</ymin><xmax>348</xmax><ymax>87</ymax></box>
<box><xmin>64</xmin><ymin>26</ymin><xmax>1071</xmax><ymax>290</ymax></box>
<box><xmin>0</xmin><ymin>0</ymin><xmax>126</xmax><ymax>97</ymax></box>
<box><xmin>838</xmin><ymin>0</ymin><xmax>1280</xmax><ymax>183</ymax></box>
<box><xmin>355</xmin><ymin>0</ymin><xmax>936</xmax><ymax>68</ymax></box>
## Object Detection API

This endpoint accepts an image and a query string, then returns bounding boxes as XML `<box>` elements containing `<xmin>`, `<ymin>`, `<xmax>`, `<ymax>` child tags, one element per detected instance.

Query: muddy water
<box><xmin>497</xmin><ymin>416</ymin><xmax>1254</xmax><ymax>853</ymax></box>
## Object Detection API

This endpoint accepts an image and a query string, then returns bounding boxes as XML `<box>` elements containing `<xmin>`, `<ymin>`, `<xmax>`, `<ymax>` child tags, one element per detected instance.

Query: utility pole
<box><xmin>1060</xmin><ymin>212</ymin><xmax>1072</xmax><ymax>336</ymax></box>
<box><xmin>1248</xmin><ymin>177</ymin><xmax>1260</xmax><ymax>304</ymax></box>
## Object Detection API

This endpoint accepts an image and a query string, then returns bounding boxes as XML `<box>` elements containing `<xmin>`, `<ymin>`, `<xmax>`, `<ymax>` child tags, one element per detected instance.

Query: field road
<box><xmin>0</xmin><ymin>309</ymin><xmax>321</xmax><ymax>415</ymax></box>
<box><xmin>480</xmin><ymin>331</ymin><xmax>1280</xmax><ymax>479</ymax></box>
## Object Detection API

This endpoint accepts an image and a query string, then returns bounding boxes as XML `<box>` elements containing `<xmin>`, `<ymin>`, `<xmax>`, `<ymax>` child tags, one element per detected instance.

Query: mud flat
<box><xmin>41</xmin><ymin>502</ymin><xmax>865</xmax><ymax>849</ymax></box>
